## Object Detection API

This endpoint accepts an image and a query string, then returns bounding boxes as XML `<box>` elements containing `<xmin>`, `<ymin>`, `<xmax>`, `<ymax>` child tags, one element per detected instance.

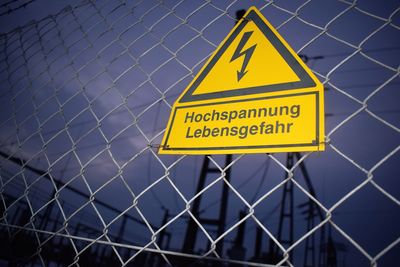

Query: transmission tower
<box><xmin>263</xmin><ymin>152</ymin><xmax>337</xmax><ymax>266</ymax></box>
<box><xmin>181</xmin><ymin>9</ymin><xmax>247</xmax><ymax>259</ymax></box>
<box><xmin>263</xmin><ymin>153</ymin><xmax>295</xmax><ymax>263</ymax></box>
<box><xmin>181</xmin><ymin>155</ymin><xmax>233</xmax><ymax>256</ymax></box>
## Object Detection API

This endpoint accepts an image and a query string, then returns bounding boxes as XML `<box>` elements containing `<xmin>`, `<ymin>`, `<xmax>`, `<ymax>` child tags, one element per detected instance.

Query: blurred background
<box><xmin>0</xmin><ymin>0</ymin><xmax>399</xmax><ymax>266</ymax></box>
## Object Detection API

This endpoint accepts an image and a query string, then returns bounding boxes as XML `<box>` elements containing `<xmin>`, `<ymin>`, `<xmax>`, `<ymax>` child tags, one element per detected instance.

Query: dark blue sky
<box><xmin>0</xmin><ymin>0</ymin><xmax>399</xmax><ymax>266</ymax></box>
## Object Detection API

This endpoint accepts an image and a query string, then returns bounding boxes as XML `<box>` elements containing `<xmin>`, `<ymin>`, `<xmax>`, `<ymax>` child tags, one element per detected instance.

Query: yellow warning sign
<box><xmin>159</xmin><ymin>6</ymin><xmax>324</xmax><ymax>155</ymax></box>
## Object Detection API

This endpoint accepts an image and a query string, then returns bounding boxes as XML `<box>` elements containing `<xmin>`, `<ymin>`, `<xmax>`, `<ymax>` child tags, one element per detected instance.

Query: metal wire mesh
<box><xmin>0</xmin><ymin>0</ymin><xmax>399</xmax><ymax>266</ymax></box>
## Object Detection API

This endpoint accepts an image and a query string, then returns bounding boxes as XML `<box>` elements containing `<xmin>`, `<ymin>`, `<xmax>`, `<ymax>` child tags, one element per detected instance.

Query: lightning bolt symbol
<box><xmin>230</xmin><ymin>31</ymin><xmax>257</xmax><ymax>82</ymax></box>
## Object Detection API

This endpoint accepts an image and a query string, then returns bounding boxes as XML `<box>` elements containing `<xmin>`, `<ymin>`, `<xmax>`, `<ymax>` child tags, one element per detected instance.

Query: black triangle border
<box><xmin>179</xmin><ymin>9</ymin><xmax>316</xmax><ymax>103</ymax></box>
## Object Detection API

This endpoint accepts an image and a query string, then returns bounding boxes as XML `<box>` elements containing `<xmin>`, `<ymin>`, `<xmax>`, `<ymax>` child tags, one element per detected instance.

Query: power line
<box><xmin>0</xmin><ymin>0</ymin><xmax>36</xmax><ymax>16</ymax></box>
<box><xmin>326</xmin><ymin>109</ymin><xmax>400</xmax><ymax>117</ymax></box>
<box><xmin>0</xmin><ymin>149</ymin><xmax>156</xmax><ymax>229</ymax></box>
<box><xmin>314</xmin><ymin>46</ymin><xmax>400</xmax><ymax>59</ymax></box>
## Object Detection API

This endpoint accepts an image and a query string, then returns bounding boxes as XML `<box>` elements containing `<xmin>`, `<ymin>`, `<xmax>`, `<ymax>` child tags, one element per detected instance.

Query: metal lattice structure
<box><xmin>0</xmin><ymin>0</ymin><xmax>399</xmax><ymax>266</ymax></box>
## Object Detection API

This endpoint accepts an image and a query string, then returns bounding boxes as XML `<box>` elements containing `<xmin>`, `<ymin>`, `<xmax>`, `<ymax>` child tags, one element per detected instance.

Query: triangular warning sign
<box><xmin>159</xmin><ymin>6</ymin><xmax>324</xmax><ymax>155</ymax></box>
<box><xmin>179</xmin><ymin>7</ymin><xmax>317</xmax><ymax>103</ymax></box>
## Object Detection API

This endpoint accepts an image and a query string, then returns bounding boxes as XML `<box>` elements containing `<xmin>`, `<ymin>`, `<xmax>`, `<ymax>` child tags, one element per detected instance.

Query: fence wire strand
<box><xmin>0</xmin><ymin>0</ymin><xmax>399</xmax><ymax>266</ymax></box>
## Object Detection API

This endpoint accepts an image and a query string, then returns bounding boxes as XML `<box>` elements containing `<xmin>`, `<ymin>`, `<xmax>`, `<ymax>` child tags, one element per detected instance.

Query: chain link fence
<box><xmin>0</xmin><ymin>0</ymin><xmax>399</xmax><ymax>266</ymax></box>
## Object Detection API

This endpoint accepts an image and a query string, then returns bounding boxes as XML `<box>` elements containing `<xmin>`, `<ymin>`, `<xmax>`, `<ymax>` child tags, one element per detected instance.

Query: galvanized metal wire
<box><xmin>0</xmin><ymin>0</ymin><xmax>399</xmax><ymax>266</ymax></box>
